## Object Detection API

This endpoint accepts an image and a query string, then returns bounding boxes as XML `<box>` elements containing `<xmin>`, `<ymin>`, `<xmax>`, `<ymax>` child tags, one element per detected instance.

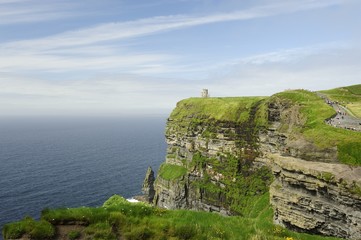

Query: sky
<box><xmin>1</xmin><ymin>0</ymin><xmax>360</xmax><ymax>116</ymax></box>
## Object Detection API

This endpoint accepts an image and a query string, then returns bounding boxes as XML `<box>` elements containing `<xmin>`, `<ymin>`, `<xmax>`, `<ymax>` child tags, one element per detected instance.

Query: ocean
<box><xmin>0</xmin><ymin>116</ymin><xmax>167</xmax><ymax>238</ymax></box>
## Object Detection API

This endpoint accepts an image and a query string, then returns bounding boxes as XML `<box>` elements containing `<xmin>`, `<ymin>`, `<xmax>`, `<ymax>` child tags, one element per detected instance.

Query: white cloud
<box><xmin>0</xmin><ymin>0</ymin><xmax>84</xmax><ymax>24</ymax></box>
<box><xmin>4</xmin><ymin>0</ymin><xmax>345</xmax><ymax>47</ymax></box>
<box><xmin>204</xmin><ymin>45</ymin><xmax>361</xmax><ymax>97</ymax></box>
<box><xmin>2</xmin><ymin>43</ymin><xmax>360</xmax><ymax>116</ymax></box>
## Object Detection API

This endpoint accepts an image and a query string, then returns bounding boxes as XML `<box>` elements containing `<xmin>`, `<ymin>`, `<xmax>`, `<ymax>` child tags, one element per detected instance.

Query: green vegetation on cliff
<box><xmin>158</xmin><ymin>163</ymin><xmax>187</xmax><ymax>180</ymax></box>
<box><xmin>191</xmin><ymin>152</ymin><xmax>273</xmax><ymax>215</ymax></box>
<box><xmin>272</xmin><ymin>88</ymin><xmax>361</xmax><ymax>165</ymax></box>
<box><xmin>2</xmin><ymin>217</ymin><xmax>54</xmax><ymax>240</ymax></box>
<box><xmin>170</xmin><ymin>97</ymin><xmax>267</xmax><ymax>123</ymax></box>
<box><xmin>163</xmin><ymin>95</ymin><xmax>273</xmax><ymax>216</ymax></box>
<box><xmin>3</xmin><ymin>195</ymin><xmax>341</xmax><ymax>240</ymax></box>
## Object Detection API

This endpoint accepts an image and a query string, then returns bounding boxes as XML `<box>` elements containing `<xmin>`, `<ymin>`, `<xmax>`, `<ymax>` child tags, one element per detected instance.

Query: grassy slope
<box><xmin>3</xmin><ymin>195</ymin><xmax>341</xmax><ymax>240</ymax></box>
<box><xmin>272</xmin><ymin>88</ymin><xmax>361</xmax><ymax>165</ymax></box>
<box><xmin>158</xmin><ymin>163</ymin><xmax>187</xmax><ymax>180</ymax></box>
<box><xmin>320</xmin><ymin>84</ymin><xmax>361</xmax><ymax>118</ymax></box>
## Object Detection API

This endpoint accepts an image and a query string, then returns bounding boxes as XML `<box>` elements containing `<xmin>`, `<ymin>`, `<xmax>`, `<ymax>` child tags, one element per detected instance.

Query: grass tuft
<box><xmin>158</xmin><ymin>163</ymin><xmax>187</xmax><ymax>180</ymax></box>
<box><xmin>2</xmin><ymin>216</ymin><xmax>55</xmax><ymax>240</ymax></box>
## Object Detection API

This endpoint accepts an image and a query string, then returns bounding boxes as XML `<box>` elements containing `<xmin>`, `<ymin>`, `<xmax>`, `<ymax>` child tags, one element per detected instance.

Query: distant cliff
<box><xmin>145</xmin><ymin>86</ymin><xmax>361</xmax><ymax>239</ymax></box>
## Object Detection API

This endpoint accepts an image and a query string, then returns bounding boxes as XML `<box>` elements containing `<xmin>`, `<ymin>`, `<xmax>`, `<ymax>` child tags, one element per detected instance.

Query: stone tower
<box><xmin>201</xmin><ymin>89</ymin><xmax>209</xmax><ymax>98</ymax></box>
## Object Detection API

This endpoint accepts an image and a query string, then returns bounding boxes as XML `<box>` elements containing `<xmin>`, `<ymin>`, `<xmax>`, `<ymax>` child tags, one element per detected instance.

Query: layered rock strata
<box><xmin>151</xmin><ymin>98</ymin><xmax>272</xmax><ymax>215</ymax></box>
<box><xmin>261</xmin><ymin>96</ymin><xmax>361</xmax><ymax>239</ymax></box>
<box><xmin>267</xmin><ymin>154</ymin><xmax>361</xmax><ymax>239</ymax></box>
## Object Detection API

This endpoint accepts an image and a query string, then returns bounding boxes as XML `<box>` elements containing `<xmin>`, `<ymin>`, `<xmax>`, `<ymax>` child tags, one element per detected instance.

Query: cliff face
<box><xmin>262</xmin><ymin>94</ymin><xmax>361</xmax><ymax>239</ymax></box>
<box><xmin>268</xmin><ymin>154</ymin><xmax>361</xmax><ymax>239</ymax></box>
<box><xmin>146</xmin><ymin>91</ymin><xmax>361</xmax><ymax>239</ymax></box>
<box><xmin>152</xmin><ymin>97</ymin><xmax>272</xmax><ymax>215</ymax></box>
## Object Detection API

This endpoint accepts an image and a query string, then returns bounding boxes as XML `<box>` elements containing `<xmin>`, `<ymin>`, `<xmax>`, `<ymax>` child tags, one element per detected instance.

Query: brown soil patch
<box><xmin>54</xmin><ymin>225</ymin><xmax>86</xmax><ymax>240</ymax></box>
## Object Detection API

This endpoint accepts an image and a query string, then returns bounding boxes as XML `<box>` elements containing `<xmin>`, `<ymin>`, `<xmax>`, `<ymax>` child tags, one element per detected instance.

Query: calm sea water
<box><xmin>0</xmin><ymin>116</ymin><xmax>167</xmax><ymax>238</ymax></box>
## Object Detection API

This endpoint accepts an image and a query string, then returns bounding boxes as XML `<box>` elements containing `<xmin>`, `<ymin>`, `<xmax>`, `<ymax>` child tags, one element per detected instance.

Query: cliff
<box><xmin>147</xmin><ymin>86</ymin><xmax>361</xmax><ymax>239</ymax></box>
<box><xmin>268</xmin><ymin>154</ymin><xmax>361</xmax><ymax>239</ymax></box>
<box><xmin>151</xmin><ymin>97</ymin><xmax>273</xmax><ymax>216</ymax></box>
<box><xmin>262</xmin><ymin>89</ymin><xmax>361</xmax><ymax>239</ymax></box>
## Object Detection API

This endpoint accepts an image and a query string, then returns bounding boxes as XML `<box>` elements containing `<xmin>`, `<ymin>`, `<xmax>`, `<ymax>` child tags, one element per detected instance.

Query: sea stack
<box><xmin>142</xmin><ymin>166</ymin><xmax>155</xmax><ymax>203</ymax></box>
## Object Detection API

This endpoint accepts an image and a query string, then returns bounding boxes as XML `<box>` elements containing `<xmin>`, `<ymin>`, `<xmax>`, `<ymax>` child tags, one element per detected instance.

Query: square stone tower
<box><xmin>201</xmin><ymin>89</ymin><xmax>209</xmax><ymax>98</ymax></box>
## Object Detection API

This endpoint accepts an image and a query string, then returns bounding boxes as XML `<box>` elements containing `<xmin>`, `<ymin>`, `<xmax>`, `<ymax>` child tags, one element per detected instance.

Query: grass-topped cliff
<box><xmin>168</xmin><ymin>86</ymin><xmax>361</xmax><ymax>166</ymax></box>
<box><xmin>170</xmin><ymin>96</ymin><xmax>267</xmax><ymax>123</ymax></box>
<box><xmin>158</xmin><ymin>95</ymin><xmax>273</xmax><ymax>216</ymax></box>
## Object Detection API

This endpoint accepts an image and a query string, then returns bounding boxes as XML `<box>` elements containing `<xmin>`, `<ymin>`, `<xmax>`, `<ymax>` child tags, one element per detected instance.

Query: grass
<box><xmin>158</xmin><ymin>163</ymin><xmax>187</xmax><ymax>181</ymax></box>
<box><xmin>3</xmin><ymin>194</ymin><xmax>342</xmax><ymax>240</ymax></box>
<box><xmin>2</xmin><ymin>216</ymin><xmax>55</xmax><ymax>240</ymax></box>
<box><xmin>272</xmin><ymin>89</ymin><xmax>361</xmax><ymax>165</ymax></box>
<box><xmin>320</xmin><ymin>84</ymin><xmax>361</xmax><ymax>118</ymax></box>
<box><xmin>170</xmin><ymin>97</ymin><xmax>266</xmax><ymax>123</ymax></box>
<box><xmin>347</xmin><ymin>102</ymin><xmax>361</xmax><ymax>118</ymax></box>
<box><xmin>338</xmin><ymin>142</ymin><xmax>361</xmax><ymax>166</ymax></box>
<box><xmin>68</xmin><ymin>230</ymin><xmax>81</xmax><ymax>240</ymax></box>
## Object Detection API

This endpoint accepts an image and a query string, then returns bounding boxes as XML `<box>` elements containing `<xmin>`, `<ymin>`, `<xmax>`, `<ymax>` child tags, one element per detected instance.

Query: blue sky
<box><xmin>1</xmin><ymin>0</ymin><xmax>360</xmax><ymax>116</ymax></box>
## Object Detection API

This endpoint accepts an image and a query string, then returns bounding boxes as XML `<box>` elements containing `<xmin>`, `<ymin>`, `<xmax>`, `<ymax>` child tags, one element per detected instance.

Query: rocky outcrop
<box><xmin>142</xmin><ymin>167</ymin><xmax>155</xmax><ymax>203</ymax></box>
<box><xmin>261</xmin><ymin>97</ymin><xmax>338</xmax><ymax>163</ymax></box>
<box><xmin>266</xmin><ymin>154</ymin><xmax>361</xmax><ymax>239</ymax></box>
<box><xmin>153</xmin><ymin>118</ymin><xmax>255</xmax><ymax>215</ymax></box>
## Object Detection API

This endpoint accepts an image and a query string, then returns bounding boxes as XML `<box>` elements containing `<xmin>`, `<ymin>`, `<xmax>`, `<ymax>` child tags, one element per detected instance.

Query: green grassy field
<box><xmin>3</xmin><ymin>195</ymin><xmax>342</xmax><ymax>240</ymax></box>
<box><xmin>170</xmin><ymin>97</ymin><xmax>266</xmax><ymax>123</ymax></box>
<box><xmin>320</xmin><ymin>84</ymin><xmax>361</xmax><ymax>118</ymax></box>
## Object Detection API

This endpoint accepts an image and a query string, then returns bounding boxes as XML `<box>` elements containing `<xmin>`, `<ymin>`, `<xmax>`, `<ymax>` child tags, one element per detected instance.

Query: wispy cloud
<box><xmin>4</xmin><ymin>0</ymin><xmax>344</xmax><ymax>47</ymax></box>
<box><xmin>0</xmin><ymin>0</ymin><xmax>84</xmax><ymax>24</ymax></box>
<box><xmin>0</xmin><ymin>0</ymin><xmax>348</xmax><ymax>74</ymax></box>
<box><xmin>204</xmin><ymin>44</ymin><xmax>361</xmax><ymax>97</ymax></box>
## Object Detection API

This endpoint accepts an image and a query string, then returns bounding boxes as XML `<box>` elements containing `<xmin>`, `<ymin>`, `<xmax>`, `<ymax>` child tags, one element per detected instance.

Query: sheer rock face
<box><xmin>266</xmin><ymin>155</ymin><xmax>361</xmax><ymax>239</ymax></box>
<box><xmin>142</xmin><ymin>167</ymin><xmax>155</xmax><ymax>203</ymax></box>
<box><xmin>261</xmin><ymin>98</ymin><xmax>338</xmax><ymax>163</ymax></box>
<box><xmin>153</xmin><ymin>119</ymin><xmax>242</xmax><ymax>215</ymax></box>
<box><xmin>262</xmin><ymin>99</ymin><xmax>361</xmax><ymax>239</ymax></box>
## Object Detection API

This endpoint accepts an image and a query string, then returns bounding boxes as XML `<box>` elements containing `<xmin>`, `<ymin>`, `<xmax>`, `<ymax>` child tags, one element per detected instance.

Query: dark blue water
<box><xmin>0</xmin><ymin>116</ymin><xmax>167</xmax><ymax>238</ymax></box>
